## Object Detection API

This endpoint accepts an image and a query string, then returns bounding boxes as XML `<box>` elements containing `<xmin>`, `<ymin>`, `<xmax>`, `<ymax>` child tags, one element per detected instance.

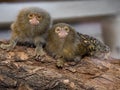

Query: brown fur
<box><xmin>11</xmin><ymin>7</ymin><xmax>51</xmax><ymax>43</ymax></box>
<box><xmin>46</xmin><ymin>23</ymin><xmax>86</xmax><ymax>61</ymax></box>
<box><xmin>45</xmin><ymin>23</ymin><xmax>110</xmax><ymax>67</ymax></box>
<box><xmin>0</xmin><ymin>7</ymin><xmax>52</xmax><ymax>56</ymax></box>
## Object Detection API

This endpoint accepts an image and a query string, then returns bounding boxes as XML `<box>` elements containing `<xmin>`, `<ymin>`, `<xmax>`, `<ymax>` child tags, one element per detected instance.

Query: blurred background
<box><xmin>0</xmin><ymin>0</ymin><xmax>120</xmax><ymax>58</ymax></box>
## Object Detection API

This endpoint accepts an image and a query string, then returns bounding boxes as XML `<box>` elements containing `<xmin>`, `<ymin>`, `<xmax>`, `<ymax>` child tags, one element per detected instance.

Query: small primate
<box><xmin>0</xmin><ymin>7</ymin><xmax>51</xmax><ymax>57</ymax></box>
<box><xmin>45</xmin><ymin>23</ymin><xmax>110</xmax><ymax>68</ymax></box>
<box><xmin>77</xmin><ymin>33</ymin><xmax>110</xmax><ymax>59</ymax></box>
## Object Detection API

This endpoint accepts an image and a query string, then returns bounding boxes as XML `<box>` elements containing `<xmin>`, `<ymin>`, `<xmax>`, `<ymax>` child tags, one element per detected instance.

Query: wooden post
<box><xmin>101</xmin><ymin>15</ymin><xmax>120</xmax><ymax>58</ymax></box>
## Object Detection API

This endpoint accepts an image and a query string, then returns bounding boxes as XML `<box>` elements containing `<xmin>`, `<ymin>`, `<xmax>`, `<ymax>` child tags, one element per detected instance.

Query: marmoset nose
<box><xmin>58</xmin><ymin>29</ymin><xmax>68</xmax><ymax>38</ymax></box>
<box><xmin>29</xmin><ymin>17</ymin><xmax>39</xmax><ymax>25</ymax></box>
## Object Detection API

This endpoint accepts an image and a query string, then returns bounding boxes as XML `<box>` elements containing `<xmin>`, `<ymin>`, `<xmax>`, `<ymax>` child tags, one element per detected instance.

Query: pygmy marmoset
<box><xmin>0</xmin><ymin>7</ymin><xmax>52</xmax><ymax>57</ymax></box>
<box><xmin>45</xmin><ymin>23</ymin><xmax>110</xmax><ymax>68</ymax></box>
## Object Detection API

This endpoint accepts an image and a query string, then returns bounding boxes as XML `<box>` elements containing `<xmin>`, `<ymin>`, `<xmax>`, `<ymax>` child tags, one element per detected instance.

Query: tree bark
<box><xmin>0</xmin><ymin>41</ymin><xmax>120</xmax><ymax>90</ymax></box>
